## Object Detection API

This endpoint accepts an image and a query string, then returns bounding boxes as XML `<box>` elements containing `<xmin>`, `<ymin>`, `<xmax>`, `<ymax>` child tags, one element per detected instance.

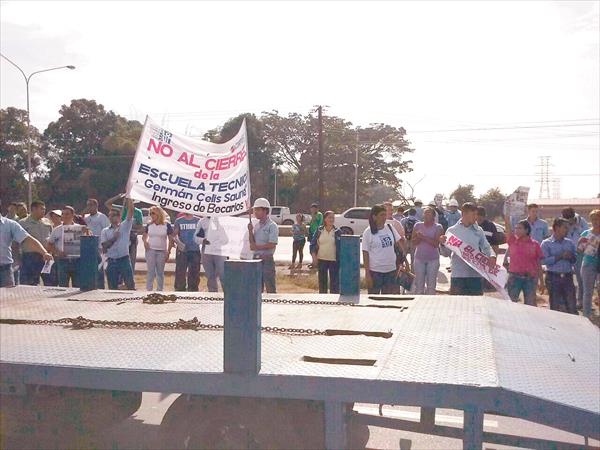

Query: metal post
<box><xmin>223</xmin><ymin>259</ymin><xmax>262</xmax><ymax>375</ymax></box>
<box><xmin>79</xmin><ymin>235</ymin><xmax>99</xmax><ymax>291</ymax></box>
<box><xmin>317</xmin><ymin>105</ymin><xmax>324</xmax><ymax>209</ymax></box>
<box><xmin>463</xmin><ymin>407</ymin><xmax>484</xmax><ymax>450</ymax></box>
<box><xmin>25</xmin><ymin>79</ymin><xmax>32</xmax><ymax>208</ymax></box>
<box><xmin>324</xmin><ymin>401</ymin><xmax>346</xmax><ymax>450</ymax></box>
<box><xmin>339</xmin><ymin>235</ymin><xmax>360</xmax><ymax>296</ymax></box>
<box><xmin>421</xmin><ymin>407</ymin><xmax>436</xmax><ymax>431</ymax></box>
<box><xmin>354</xmin><ymin>130</ymin><xmax>359</xmax><ymax>207</ymax></box>
<box><xmin>0</xmin><ymin>54</ymin><xmax>76</xmax><ymax>208</ymax></box>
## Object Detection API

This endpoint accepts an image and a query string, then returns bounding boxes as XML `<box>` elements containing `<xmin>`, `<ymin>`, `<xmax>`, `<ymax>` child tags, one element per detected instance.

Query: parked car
<box><xmin>334</xmin><ymin>207</ymin><xmax>371</xmax><ymax>235</ymax></box>
<box><xmin>270</xmin><ymin>206</ymin><xmax>309</xmax><ymax>225</ymax></box>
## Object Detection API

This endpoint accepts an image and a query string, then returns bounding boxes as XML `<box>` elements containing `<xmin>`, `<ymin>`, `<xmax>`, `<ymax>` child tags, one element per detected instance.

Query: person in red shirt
<box><xmin>503</xmin><ymin>213</ymin><xmax>544</xmax><ymax>306</ymax></box>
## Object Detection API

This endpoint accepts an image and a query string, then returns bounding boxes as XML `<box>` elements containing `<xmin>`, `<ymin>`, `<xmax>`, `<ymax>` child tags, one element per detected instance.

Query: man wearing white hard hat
<box><xmin>445</xmin><ymin>199</ymin><xmax>462</xmax><ymax>228</ymax></box>
<box><xmin>248</xmin><ymin>198</ymin><xmax>279</xmax><ymax>293</ymax></box>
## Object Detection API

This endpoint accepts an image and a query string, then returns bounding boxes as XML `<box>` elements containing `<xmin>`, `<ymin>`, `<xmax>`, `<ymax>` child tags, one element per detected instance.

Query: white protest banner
<box><xmin>503</xmin><ymin>186</ymin><xmax>529</xmax><ymax>218</ymax></box>
<box><xmin>444</xmin><ymin>231</ymin><xmax>510</xmax><ymax>299</ymax></box>
<box><xmin>203</xmin><ymin>216</ymin><xmax>254</xmax><ymax>260</ymax></box>
<box><xmin>126</xmin><ymin>117</ymin><xmax>250</xmax><ymax>216</ymax></box>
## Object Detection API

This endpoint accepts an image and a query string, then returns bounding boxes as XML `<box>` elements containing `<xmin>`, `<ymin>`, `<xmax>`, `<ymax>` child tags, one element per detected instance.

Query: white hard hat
<box><xmin>253</xmin><ymin>198</ymin><xmax>271</xmax><ymax>209</ymax></box>
<box><xmin>448</xmin><ymin>199</ymin><xmax>459</xmax><ymax>207</ymax></box>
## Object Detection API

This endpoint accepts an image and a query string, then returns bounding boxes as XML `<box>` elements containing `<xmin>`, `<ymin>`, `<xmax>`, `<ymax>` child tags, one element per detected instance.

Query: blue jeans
<box><xmin>506</xmin><ymin>273</ymin><xmax>536</xmax><ymax>306</ymax></box>
<box><xmin>318</xmin><ymin>259</ymin><xmax>339</xmax><ymax>294</ymax></box>
<box><xmin>202</xmin><ymin>253</ymin><xmax>225</xmax><ymax>292</ymax></box>
<box><xmin>57</xmin><ymin>258</ymin><xmax>80</xmax><ymax>288</ymax></box>
<box><xmin>146</xmin><ymin>249</ymin><xmax>167</xmax><ymax>291</ymax></box>
<box><xmin>414</xmin><ymin>258</ymin><xmax>439</xmax><ymax>295</ymax></box>
<box><xmin>368</xmin><ymin>270</ymin><xmax>397</xmax><ymax>295</ymax></box>
<box><xmin>581</xmin><ymin>263</ymin><xmax>599</xmax><ymax>317</ymax></box>
<box><xmin>20</xmin><ymin>252</ymin><xmax>51</xmax><ymax>286</ymax></box>
<box><xmin>545</xmin><ymin>271</ymin><xmax>576</xmax><ymax>314</ymax></box>
<box><xmin>106</xmin><ymin>256</ymin><xmax>135</xmax><ymax>290</ymax></box>
<box><xmin>0</xmin><ymin>264</ymin><xmax>14</xmax><ymax>288</ymax></box>
<box><xmin>450</xmin><ymin>277</ymin><xmax>483</xmax><ymax>296</ymax></box>
<box><xmin>174</xmin><ymin>251</ymin><xmax>201</xmax><ymax>291</ymax></box>
<box><xmin>575</xmin><ymin>254</ymin><xmax>584</xmax><ymax>303</ymax></box>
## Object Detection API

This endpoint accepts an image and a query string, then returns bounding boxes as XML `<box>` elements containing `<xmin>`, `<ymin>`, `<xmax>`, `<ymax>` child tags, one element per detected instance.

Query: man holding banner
<box><xmin>248</xmin><ymin>198</ymin><xmax>279</xmax><ymax>293</ymax></box>
<box><xmin>441</xmin><ymin>202</ymin><xmax>499</xmax><ymax>296</ymax></box>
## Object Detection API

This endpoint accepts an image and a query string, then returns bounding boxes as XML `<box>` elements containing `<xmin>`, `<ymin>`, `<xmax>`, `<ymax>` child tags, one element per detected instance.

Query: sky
<box><xmin>1</xmin><ymin>1</ymin><xmax>599</xmax><ymax>203</ymax></box>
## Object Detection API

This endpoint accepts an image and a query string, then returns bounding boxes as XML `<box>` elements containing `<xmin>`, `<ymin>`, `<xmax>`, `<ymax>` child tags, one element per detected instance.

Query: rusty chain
<box><xmin>0</xmin><ymin>316</ymin><xmax>329</xmax><ymax>336</ymax></box>
<box><xmin>66</xmin><ymin>293</ymin><xmax>407</xmax><ymax>310</ymax></box>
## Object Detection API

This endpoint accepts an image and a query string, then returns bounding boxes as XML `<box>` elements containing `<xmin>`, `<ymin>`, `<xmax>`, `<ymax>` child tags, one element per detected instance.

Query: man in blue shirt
<box><xmin>444</xmin><ymin>199</ymin><xmax>462</xmax><ymax>228</ymax></box>
<box><xmin>1</xmin><ymin>199</ymin><xmax>52</xmax><ymax>288</ymax></box>
<box><xmin>442</xmin><ymin>202</ymin><xmax>495</xmax><ymax>296</ymax></box>
<box><xmin>101</xmin><ymin>198</ymin><xmax>135</xmax><ymax>290</ymax></box>
<box><xmin>174</xmin><ymin>213</ymin><xmax>200</xmax><ymax>291</ymax></box>
<box><xmin>541</xmin><ymin>218</ymin><xmax>577</xmax><ymax>314</ymax></box>
<box><xmin>562</xmin><ymin>207</ymin><xmax>589</xmax><ymax>306</ymax></box>
<box><xmin>248</xmin><ymin>198</ymin><xmax>279</xmax><ymax>293</ymax></box>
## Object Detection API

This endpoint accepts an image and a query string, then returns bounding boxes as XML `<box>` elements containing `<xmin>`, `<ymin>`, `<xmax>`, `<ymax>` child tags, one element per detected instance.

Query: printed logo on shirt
<box><xmin>379</xmin><ymin>235</ymin><xmax>393</xmax><ymax>248</ymax></box>
<box><xmin>179</xmin><ymin>223</ymin><xmax>197</xmax><ymax>230</ymax></box>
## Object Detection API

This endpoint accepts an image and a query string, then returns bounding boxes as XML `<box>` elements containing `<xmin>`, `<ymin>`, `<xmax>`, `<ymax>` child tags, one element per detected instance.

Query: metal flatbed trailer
<box><xmin>1</xmin><ymin>261</ymin><xmax>599</xmax><ymax>449</ymax></box>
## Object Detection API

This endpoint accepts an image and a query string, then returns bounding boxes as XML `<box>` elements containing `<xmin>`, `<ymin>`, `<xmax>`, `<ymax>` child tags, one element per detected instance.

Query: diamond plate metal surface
<box><xmin>487</xmin><ymin>299</ymin><xmax>600</xmax><ymax>414</ymax></box>
<box><xmin>377</xmin><ymin>296</ymin><xmax>499</xmax><ymax>387</ymax></box>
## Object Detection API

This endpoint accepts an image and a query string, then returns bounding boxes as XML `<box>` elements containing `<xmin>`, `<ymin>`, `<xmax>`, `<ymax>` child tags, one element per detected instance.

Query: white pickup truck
<box><xmin>269</xmin><ymin>206</ymin><xmax>309</xmax><ymax>225</ymax></box>
<box><xmin>334</xmin><ymin>207</ymin><xmax>371</xmax><ymax>235</ymax></box>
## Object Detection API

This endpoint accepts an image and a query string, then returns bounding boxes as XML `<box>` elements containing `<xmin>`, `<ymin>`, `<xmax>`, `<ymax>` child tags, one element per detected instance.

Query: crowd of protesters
<box><xmin>1</xmin><ymin>194</ymin><xmax>598</xmax><ymax>319</ymax></box>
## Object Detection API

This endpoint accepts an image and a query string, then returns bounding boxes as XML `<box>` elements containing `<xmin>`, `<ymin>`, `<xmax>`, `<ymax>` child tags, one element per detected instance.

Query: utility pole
<box><xmin>317</xmin><ymin>106</ymin><xmax>324</xmax><ymax>209</ymax></box>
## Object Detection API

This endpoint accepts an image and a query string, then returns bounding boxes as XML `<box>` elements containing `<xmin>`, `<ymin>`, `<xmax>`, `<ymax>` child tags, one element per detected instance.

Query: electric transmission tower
<box><xmin>536</xmin><ymin>156</ymin><xmax>552</xmax><ymax>199</ymax></box>
<box><xmin>552</xmin><ymin>178</ymin><xmax>561</xmax><ymax>199</ymax></box>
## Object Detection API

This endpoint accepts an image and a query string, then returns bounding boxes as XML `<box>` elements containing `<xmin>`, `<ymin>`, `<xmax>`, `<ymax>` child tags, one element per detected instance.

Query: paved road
<box><xmin>96</xmin><ymin>393</ymin><xmax>598</xmax><ymax>449</ymax></box>
<box><xmin>135</xmin><ymin>236</ymin><xmax>366</xmax><ymax>273</ymax></box>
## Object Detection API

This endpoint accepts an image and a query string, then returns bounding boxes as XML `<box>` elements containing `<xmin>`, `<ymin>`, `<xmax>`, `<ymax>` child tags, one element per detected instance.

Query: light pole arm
<box><xmin>27</xmin><ymin>65</ymin><xmax>76</xmax><ymax>82</ymax></box>
<box><xmin>0</xmin><ymin>53</ymin><xmax>27</xmax><ymax>81</ymax></box>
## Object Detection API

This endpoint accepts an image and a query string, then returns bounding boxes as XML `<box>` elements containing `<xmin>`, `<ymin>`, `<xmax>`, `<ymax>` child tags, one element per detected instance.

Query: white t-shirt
<box><xmin>48</xmin><ymin>224</ymin><xmax>85</xmax><ymax>257</ymax></box>
<box><xmin>144</xmin><ymin>223</ymin><xmax>173</xmax><ymax>251</ymax></box>
<box><xmin>362</xmin><ymin>224</ymin><xmax>400</xmax><ymax>273</ymax></box>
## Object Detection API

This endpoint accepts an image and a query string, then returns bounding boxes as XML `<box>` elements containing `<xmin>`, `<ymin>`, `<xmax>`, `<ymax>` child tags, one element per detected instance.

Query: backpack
<box><xmin>403</xmin><ymin>217</ymin><xmax>417</xmax><ymax>240</ymax></box>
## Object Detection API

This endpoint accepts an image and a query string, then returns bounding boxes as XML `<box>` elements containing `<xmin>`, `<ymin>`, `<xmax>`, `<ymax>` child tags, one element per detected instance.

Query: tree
<box><xmin>0</xmin><ymin>107</ymin><xmax>43</xmax><ymax>204</ymax></box>
<box><xmin>478</xmin><ymin>187</ymin><xmax>506</xmax><ymax>220</ymax></box>
<box><xmin>262</xmin><ymin>111</ymin><xmax>414</xmax><ymax>212</ymax></box>
<box><xmin>204</xmin><ymin>113</ymin><xmax>276</xmax><ymax>204</ymax></box>
<box><xmin>449</xmin><ymin>184</ymin><xmax>476</xmax><ymax>206</ymax></box>
<box><xmin>39</xmin><ymin>99</ymin><xmax>141</xmax><ymax>210</ymax></box>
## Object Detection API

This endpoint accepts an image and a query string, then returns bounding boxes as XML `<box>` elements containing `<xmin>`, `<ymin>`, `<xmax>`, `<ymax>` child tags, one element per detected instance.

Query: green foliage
<box><xmin>204</xmin><ymin>113</ymin><xmax>276</xmax><ymax>203</ymax></box>
<box><xmin>0</xmin><ymin>107</ymin><xmax>43</xmax><ymax>203</ymax></box>
<box><xmin>450</xmin><ymin>184</ymin><xmax>477</xmax><ymax>206</ymax></box>
<box><xmin>39</xmin><ymin>99</ymin><xmax>142</xmax><ymax>210</ymax></box>
<box><xmin>478</xmin><ymin>187</ymin><xmax>506</xmax><ymax>220</ymax></box>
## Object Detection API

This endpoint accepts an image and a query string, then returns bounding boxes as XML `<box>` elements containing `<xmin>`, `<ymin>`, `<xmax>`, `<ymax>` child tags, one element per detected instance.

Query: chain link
<box><xmin>0</xmin><ymin>316</ymin><xmax>330</xmax><ymax>336</ymax></box>
<box><xmin>66</xmin><ymin>293</ymin><xmax>406</xmax><ymax>310</ymax></box>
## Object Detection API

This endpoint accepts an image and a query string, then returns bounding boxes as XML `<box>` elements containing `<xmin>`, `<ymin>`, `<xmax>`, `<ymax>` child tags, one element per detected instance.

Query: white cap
<box><xmin>50</xmin><ymin>209</ymin><xmax>62</xmax><ymax>216</ymax></box>
<box><xmin>414</xmin><ymin>199</ymin><xmax>423</xmax><ymax>204</ymax></box>
<box><xmin>448</xmin><ymin>199</ymin><xmax>459</xmax><ymax>207</ymax></box>
<box><xmin>253</xmin><ymin>198</ymin><xmax>271</xmax><ymax>209</ymax></box>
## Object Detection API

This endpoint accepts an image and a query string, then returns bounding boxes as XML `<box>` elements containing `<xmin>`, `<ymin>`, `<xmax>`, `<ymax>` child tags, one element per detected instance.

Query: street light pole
<box><xmin>354</xmin><ymin>130</ymin><xmax>359</xmax><ymax>207</ymax></box>
<box><xmin>0</xmin><ymin>53</ymin><xmax>75</xmax><ymax>208</ymax></box>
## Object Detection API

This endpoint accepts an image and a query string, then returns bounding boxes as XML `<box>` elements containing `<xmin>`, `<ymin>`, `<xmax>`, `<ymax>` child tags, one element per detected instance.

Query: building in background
<box><xmin>529</xmin><ymin>198</ymin><xmax>600</xmax><ymax>219</ymax></box>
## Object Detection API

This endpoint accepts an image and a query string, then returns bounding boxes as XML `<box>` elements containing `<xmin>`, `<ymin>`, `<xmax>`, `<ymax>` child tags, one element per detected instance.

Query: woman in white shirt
<box><xmin>362</xmin><ymin>204</ymin><xmax>402</xmax><ymax>294</ymax></box>
<box><xmin>142</xmin><ymin>206</ymin><xmax>173</xmax><ymax>291</ymax></box>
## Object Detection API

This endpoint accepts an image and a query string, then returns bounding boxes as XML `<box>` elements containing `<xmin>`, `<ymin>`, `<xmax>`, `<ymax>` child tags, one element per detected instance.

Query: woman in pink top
<box><xmin>503</xmin><ymin>213</ymin><xmax>544</xmax><ymax>306</ymax></box>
